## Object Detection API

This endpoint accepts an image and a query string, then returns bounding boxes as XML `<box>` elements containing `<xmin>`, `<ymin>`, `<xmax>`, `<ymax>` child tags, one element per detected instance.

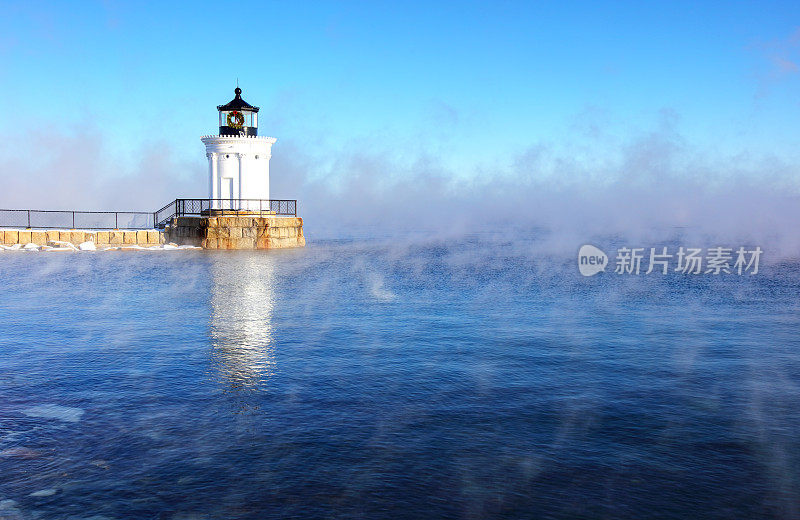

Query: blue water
<box><xmin>1</xmin><ymin>238</ymin><xmax>800</xmax><ymax>519</ymax></box>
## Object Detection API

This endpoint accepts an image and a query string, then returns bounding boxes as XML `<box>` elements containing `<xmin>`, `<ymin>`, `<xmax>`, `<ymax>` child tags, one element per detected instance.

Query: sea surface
<box><xmin>1</xmin><ymin>237</ymin><xmax>799</xmax><ymax>519</ymax></box>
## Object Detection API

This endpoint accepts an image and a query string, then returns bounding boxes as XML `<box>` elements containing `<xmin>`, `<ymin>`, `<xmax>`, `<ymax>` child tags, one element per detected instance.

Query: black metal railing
<box><xmin>0</xmin><ymin>209</ymin><xmax>155</xmax><ymax>230</ymax></box>
<box><xmin>0</xmin><ymin>199</ymin><xmax>299</xmax><ymax>230</ymax></box>
<box><xmin>154</xmin><ymin>199</ymin><xmax>297</xmax><ymax>228</ymax></box>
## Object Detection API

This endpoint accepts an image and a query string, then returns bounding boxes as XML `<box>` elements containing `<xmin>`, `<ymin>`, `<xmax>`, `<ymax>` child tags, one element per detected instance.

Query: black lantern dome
<box><xmin>217</xmin><ymin>87</ymin><xmax>259</xmax><ymax>136</ymax></box>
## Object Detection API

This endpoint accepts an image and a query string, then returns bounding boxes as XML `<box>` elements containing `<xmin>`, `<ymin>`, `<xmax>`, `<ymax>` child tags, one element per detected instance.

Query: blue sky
<box><xmin>1</xmin><ymin>1</ymin><xmax>800</xmax><ymax>184</ymax></box>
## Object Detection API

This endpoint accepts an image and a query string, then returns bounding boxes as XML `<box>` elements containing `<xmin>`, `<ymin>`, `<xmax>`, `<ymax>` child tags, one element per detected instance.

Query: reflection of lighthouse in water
<box><xmin>209</xmin><ymin>254</ymin><xmax>277</xmax><ymax>392</ymax></box>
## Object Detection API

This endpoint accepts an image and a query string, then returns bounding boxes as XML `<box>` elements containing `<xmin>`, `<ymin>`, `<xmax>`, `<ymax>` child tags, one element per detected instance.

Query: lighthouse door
<box><xmin>221</xmin><ymin>178</ymin><xmax>234</xmax><ymax>210</ymax></box>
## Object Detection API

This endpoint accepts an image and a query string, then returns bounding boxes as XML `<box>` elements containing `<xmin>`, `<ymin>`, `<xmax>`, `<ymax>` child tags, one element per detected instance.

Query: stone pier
<box><xmin>0</xmin><ymin>216</ymin><xmax>305</xmax><ymax>250</ymax></box>
<box><xmin>164</xmin><ymin>215</ymin><xmax>305</xmax><ymax>249</ymax></box>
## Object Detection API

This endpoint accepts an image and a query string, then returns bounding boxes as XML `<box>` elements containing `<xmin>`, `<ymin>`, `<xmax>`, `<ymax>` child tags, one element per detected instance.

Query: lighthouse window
<box><xmin>219</xmin><ymin>110</ymin><xmax>255</xmax><ymax>128</ymax></box>
<box><xmin>226</xmin><ymin>155</ymin><xmax>230</xmax><ymax>159</ymax></box>
<box><xmin>255</xmin><ymin>155</ymin><xmax>259</xmax><ymax>159</ymax></box>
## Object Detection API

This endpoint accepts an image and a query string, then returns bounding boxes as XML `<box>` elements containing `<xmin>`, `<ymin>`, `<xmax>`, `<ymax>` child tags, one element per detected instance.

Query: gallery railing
<box><xmin>0</xmin><ymin>199</ymin><xmax>297</xmax><ymax>230</ymax></box>
<box><xmin>154</xmin><ymin>199</ymin><xmax>297</xmax><ymax>229</ymax></box>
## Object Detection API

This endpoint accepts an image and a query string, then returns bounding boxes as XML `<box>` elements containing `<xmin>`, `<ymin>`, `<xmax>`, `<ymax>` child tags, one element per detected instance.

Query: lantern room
<box><xmin>217</xmin><ymin>87</ymin><xmax>259</xmax><ymax>136</ymax></box>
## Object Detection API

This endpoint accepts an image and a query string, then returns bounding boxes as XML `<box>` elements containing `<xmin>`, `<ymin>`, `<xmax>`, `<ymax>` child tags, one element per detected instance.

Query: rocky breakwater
<box><xmin>164</xmin><ymin>215</ymin><xmax>305</xmax><ymax>250</ymax></box>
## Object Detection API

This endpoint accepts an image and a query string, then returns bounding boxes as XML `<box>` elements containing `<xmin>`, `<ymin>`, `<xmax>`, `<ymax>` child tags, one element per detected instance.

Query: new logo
<box><xmin>578</xmin><ymin>245</ymin><xmax>608</xmax><ymax>277</ymax></box>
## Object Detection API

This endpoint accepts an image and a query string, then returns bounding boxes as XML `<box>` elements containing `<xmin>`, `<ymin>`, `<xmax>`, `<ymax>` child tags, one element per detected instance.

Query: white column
<box><xmin>237</xmin><ymin>153</ymin><xmax>244</xmax><ymax>210</ymax></box>
<box><xmin>264</xmin><ymin>153</ymin><xmax>271</xmax><ymax>203</ymax></box>
<box><xmin>210</xmin><ymin>153</ymin><xmax>219</xmax><ymax>209</ymax></box>
<box><xmin>207</xmin><ymin>153</ymin><xmax>213</xmax><ymax>199</ymax></box>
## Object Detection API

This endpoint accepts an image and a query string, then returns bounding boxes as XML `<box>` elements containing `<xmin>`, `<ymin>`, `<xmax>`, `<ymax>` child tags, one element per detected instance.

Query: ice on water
<box><xmin>22</xmin><ymin>404</ymin><xmax>84</xmax><ymax>423</ymax></box>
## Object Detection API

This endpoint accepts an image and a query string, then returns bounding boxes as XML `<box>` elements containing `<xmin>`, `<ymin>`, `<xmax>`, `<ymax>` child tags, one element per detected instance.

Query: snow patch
<box><xmin>48</xmin><ymin>241</ymin><xmax>78</xmax><ymax>251</ymax></box>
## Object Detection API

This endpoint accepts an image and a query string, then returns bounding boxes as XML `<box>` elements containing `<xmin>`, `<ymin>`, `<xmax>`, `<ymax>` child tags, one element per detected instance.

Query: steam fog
<box><xmin>2</xmin><ymin>114</ymin><xmax>799</xmax><ymax>259</ymax></box>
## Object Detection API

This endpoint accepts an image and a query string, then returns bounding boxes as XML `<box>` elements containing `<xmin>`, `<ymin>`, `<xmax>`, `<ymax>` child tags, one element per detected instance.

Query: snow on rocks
<box><xmin>0</xmin><ymin>242</ymin><xmax>79</xmax><ymax>252</ymax></box>
<box><xmin>47</xmin><ymin>241</ymin><xmax>78</xmax><ymax>251</ymax></box>
<box><xmin>0</xmin><ymin>240</ymin><xmax>203</xmax><ymax>252</ymax></box>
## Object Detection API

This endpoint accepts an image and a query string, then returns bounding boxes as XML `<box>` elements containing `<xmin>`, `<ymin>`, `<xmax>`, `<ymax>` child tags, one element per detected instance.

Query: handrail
<box><xmin>153</xmin><ymin>199</ymin><xmax>298</xmax><ymax>228</ymax></box>
<box><xmin>1</xmin><ymin>199</ymin><xmax>298</xmax><ymax>230</ymax></box>
<box><xmin>0</xmin><ymin>209</ymin><xmax>155</xmax><ymax>230</ymax></box>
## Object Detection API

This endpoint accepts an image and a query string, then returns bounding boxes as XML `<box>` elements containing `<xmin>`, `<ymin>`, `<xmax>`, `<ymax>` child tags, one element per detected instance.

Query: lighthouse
<box><xmin>201</xmin><ymin>87</ymin><xmax>277</xmax><ymax>211</ymax></box>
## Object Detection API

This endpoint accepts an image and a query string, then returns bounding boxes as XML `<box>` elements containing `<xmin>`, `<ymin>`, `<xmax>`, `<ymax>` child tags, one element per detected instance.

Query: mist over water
<box><xmin>2</xmin><ymin>112</ymin><xmax>800</xmax><ymax>518</ymax></box>
<box><xmin>1</xmin><ymin>240</ymin><xmax>799</xmax><ymax>519</ymax></box>
<box><xmin>2</xmin><ymin>119</ymin><xmax>800</xmax><ymax>259</ymax></box>
<box><xmin>4</xmin><ymin>3</ymin><xmax>800</xmax><ymax>517</ymax></box>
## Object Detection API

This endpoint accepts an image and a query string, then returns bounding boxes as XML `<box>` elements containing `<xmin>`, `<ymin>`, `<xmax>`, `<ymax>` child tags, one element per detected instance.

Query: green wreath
<box><xmin>227</xmin><ymin>111</ymin><xmax>245</xmax><ymax>129</ymax></box>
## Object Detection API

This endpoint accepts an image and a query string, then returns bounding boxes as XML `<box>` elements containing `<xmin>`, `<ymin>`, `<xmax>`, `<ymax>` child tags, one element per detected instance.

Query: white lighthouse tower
<box><xmin>201</xmin><ymin>87</ymin><xmax>276</xmax><ymax>211</ymax></box>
